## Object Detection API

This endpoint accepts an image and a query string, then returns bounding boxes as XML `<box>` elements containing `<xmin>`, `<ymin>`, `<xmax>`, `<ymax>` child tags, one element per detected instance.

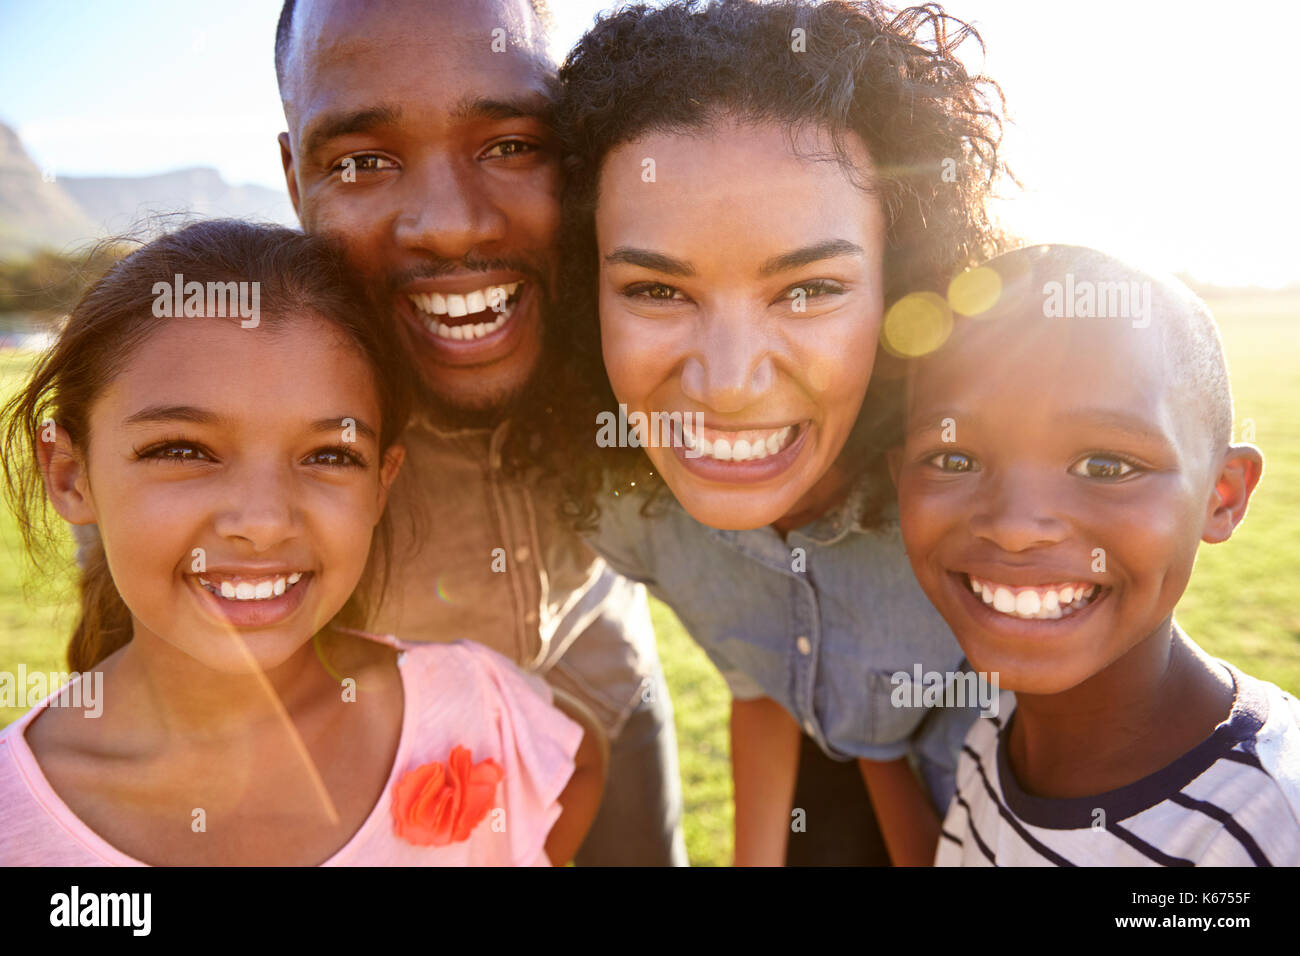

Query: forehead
<box><xmin>103</xmin><ymin>316</ymin><xmax>380</xmax><ymax>421</ymax></box>
<box><xmin>286</xmin><ymin>0</ymin><xmax>551</xmax><ymax>132</ymax></box>
<box><xmin>909</xmin><ymin>299</ymin><xmax>1183</xmax><ymax>438</ymax></box>
<box><xmin>597</xmin><ymin>122</ymin><xmax>882</xmax><ymax>258</ymax></box>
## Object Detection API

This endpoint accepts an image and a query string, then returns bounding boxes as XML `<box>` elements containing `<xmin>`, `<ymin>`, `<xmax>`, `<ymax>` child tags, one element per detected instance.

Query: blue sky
<box><xmin>2</xmin><ymin>0</ymin><xmax>1298</xmax><ymax>287</ymax></box>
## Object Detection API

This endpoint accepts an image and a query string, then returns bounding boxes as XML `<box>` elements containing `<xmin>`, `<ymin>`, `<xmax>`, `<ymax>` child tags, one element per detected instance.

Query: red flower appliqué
<box><xmin>392</xmin><ymin>745</ymin><xmax>504</xmax><ymax>846</ymax></box>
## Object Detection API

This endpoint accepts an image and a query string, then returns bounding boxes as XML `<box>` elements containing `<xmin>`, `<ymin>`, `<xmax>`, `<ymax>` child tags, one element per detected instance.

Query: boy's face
<box><xmin>278</xmin><ymin>0</ymin><xmax>558</xmax><ymax>417</ymax></box>
<box><xmin>895</xmin><ymin>299</ymin><xmax>1229</xmax><ymax>695</ymax></box>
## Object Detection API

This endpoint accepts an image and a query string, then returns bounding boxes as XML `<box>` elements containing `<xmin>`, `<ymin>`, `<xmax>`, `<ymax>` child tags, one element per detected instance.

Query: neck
<box><xmin>104</xmin><ymin>625</ymin><xmax>329</xmax><ymax>748</ymax></box>
<box><xmin>1006</xmin><ymin>617</ymin><xmax>1234</xmax><ymax>798</ymax></box>
<box><xmin>772</xmin><ymin>461</ymin><xmax>854</xmax><ymax>534</ymax></box>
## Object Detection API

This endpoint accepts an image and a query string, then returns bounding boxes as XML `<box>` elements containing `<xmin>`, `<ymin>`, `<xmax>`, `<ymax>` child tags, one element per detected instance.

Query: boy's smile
<box><xmin>895</xmin><ymin>274</ymin><xmax>1228</xmax><ymax>696</ymax></box>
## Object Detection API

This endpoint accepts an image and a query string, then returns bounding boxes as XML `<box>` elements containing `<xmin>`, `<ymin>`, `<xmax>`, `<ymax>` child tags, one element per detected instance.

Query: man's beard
<box><xmin>384</xmin><ymin>254</ymin><xmax>554</xmax><ymax>430</ymax></box>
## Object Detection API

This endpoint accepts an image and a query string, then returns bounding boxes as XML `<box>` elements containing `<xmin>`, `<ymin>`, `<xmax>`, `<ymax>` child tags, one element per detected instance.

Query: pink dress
<box><xmin>0</xmin><ymin>636</ymin><xmax>583</xmax><ymax>866</ymax></box>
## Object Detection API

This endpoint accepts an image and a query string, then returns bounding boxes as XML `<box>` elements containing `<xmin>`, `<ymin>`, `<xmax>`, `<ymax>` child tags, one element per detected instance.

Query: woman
<box><xmin>551</xmin><ymin>0</ymin><xmax>1012</xmax><ymax>865</ymax></box>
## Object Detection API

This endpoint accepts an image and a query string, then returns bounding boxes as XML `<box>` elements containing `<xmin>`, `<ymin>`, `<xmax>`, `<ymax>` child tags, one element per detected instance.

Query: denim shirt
<box><xmin>588</xmin><ymin>475</ymin><xmax>984</xmax><ymax>810</ymax></box>
<box><xmin>368</xmin><ymin>412</ymin><xmax>658</xmax><ymax>739</ymax></box>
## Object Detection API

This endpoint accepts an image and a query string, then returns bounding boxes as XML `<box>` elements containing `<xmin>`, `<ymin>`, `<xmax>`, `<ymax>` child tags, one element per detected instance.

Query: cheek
<box><xmin>598</xmin><ymin>300</ymin><xmax>664</xmax><ymax>405</ymax></box>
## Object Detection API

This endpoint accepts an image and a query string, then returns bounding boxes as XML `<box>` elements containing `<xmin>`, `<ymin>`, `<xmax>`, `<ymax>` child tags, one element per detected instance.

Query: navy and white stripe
<box><xmin>935</xmin><ymin>664</ymin><xmax>1300</xmax><ymax>867</ymax></box>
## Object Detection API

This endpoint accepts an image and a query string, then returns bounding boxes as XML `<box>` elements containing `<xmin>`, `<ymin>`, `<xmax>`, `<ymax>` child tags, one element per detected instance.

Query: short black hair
<box><xmin>275</xmin><ymin>0</ymin><xmax>554</xmax><ymax>91</ymax></box>
<box><xmin>944</xmin><ymin>244</ymin><xmax>1235</xmax><ymax>455</ymax></box>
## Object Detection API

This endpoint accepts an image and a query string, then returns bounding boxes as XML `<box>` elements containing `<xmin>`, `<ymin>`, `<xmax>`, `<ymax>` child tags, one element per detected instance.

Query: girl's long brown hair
<box><xmin>1</xmin><ymin>220</ymin><xmax>413</xmax><ymax>672</ymax></box>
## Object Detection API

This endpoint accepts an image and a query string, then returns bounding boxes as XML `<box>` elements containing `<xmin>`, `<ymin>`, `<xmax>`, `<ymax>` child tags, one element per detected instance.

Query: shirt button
<box><xmin>514</xmin><ymin>546</ymin><xmax>530</xmax><ymax>562</ymax></box>
<box><xmin>525</xmin><ymin>610</ymin><xmax>538</xmax><ymax>625</ymax></box>
<box><xmin>796</xmin><ymin>635</ymin><xmax>812</xmax><ymax>655</ymax></box>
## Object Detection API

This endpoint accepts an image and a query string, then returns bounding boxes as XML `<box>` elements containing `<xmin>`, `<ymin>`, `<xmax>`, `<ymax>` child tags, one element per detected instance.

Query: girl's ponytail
<box><xmin>67</xmin><ymin>532</ymin><xmax>132</xmax><ymax>673</ymax></box>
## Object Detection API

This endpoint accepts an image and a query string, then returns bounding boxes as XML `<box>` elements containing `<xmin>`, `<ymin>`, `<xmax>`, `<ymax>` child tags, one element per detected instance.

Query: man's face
<box><xmin>279</xmin><ymin>0</ymin><xmax>559</xmax><ymax>415</ymax></box>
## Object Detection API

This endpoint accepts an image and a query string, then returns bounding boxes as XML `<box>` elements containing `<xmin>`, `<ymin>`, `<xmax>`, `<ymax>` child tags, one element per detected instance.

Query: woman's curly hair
<box><xmin>545</xmin><ymin>0</ymin><xmax>1013</xmax><ymax>530</ymax></box>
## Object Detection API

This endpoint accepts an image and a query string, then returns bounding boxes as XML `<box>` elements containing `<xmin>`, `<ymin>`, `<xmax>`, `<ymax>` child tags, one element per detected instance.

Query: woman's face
<box><xmin>75</xmin><ymin>313</ymin><xmax>402</xmax><ymax>675</ymax></box>
<box><xmin>596</xmin><ymin>119</ymin><xmax>886</xmax><ymax>529</ymax></box>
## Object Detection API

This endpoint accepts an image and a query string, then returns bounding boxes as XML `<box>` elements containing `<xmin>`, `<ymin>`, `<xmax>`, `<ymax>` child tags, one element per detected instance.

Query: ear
<box><xmin>887</xmin><ymin>445</ymin><xmax>903</xmax><ymax>490</ymax></box>
<box><xmin>374</xmin><ymin>444</ymin><xmax>406</xmax><ymax>519</ymax></box>
<box><xmin>1201</xmin><ymin>443</ymin><xmax>1263</xmax><ymax>544</ymax></box>
<box><xmin>279</xmin><ymin>131</ymin><xmax>302</xmax><ymax>221</ymax></box>
<box><xmin>36</xmin><ymin>424</ymin><xmax>97</xmax><ymax>525</ymax></box>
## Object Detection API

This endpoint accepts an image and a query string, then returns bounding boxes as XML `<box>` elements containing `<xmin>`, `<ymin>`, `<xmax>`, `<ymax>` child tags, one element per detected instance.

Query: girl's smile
<box><xmin>187</xmin><ymin>569</ymin><xmax>315</xmax><ymax>630</ymax></box>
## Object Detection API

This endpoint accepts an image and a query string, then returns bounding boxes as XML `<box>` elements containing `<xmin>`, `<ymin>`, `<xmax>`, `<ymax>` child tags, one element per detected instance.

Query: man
<box><xmin>274</xmin><ymin>0</ymin><xmax>687</xmax><ymax>865</ymax></box>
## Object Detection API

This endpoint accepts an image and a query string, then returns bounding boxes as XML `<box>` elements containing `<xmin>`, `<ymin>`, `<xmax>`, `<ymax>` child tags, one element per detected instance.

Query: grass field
<box><xmin>1</xmin><ymin>291</ymin><xmax>1297</xmax><ymax>867</ymax></box>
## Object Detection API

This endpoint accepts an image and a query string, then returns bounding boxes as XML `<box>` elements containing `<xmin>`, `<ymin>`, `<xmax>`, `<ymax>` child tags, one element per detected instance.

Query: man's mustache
<box><xmin>384</xmin><ymin>255</ymin><xmax>548</xmax><ymax>297</ymax></box>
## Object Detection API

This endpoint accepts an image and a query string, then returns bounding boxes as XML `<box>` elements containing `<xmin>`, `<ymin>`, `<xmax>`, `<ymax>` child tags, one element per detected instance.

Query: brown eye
<box><xmin>139</xmin><ymin>441</ymin><xmax>211</xmax><ymax>462</ymax></box>
<box><xmin>1069</xmin><ymin>454</ymin><xmax>1137</xmax><ymax>480</ymax></box>
<box><xmin>303</xmin><ymin>446</ymin><xmax>364</xmax><ymax>467</ymax></box>
<box><xmin>925</xmin><ymin>451</ymin><xmax>977</xmax><ymax>472</ymax></box>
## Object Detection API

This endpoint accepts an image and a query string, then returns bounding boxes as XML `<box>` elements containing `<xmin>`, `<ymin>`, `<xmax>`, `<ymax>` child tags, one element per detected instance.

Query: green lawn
<box><xmin>1</xmin><ymin>291</ymin><xmax>1297</xmax><ymax>867</ymax></box>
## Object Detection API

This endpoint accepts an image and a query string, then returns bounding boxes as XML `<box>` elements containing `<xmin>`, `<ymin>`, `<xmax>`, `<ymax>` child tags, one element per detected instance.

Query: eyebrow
<box><xmin>301</xmin><ymin>104</ymin><xmax>402</xmax><ymax>160</ymax></box>
<box><xmin>451</xmin><ymin>93</ymin><xmax>552</xmax><ymax>123</ymax></box>
<box><xmin>758</xmin><ymin>239</ymin><xmax>865</xmax><ymax>277</ymax></box>
<box><xmin>604</xmin><ymin>239</ymin><xmax>865</xmax><ymax>280</ymax></box>
<box><xmin>123</xmin><ymin>406</ymin><xmax>378</xmax><ymax>442</ymax></box>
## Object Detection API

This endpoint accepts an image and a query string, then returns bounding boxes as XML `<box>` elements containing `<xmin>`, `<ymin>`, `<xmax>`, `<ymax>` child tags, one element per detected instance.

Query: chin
<box><xmin>665</xmin><ymin>480</ymin><xmax>798</xmax><ymax>530</ymax></box>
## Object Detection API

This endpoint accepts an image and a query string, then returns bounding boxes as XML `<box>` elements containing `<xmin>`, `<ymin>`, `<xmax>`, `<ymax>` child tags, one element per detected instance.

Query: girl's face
<box><xmin>70</xmin><ymin>313</ymin><xmax>402</xmax><ymax>674</ymax></box>
<box><xmin>596</xmin><ymin>119</ymin><xmax>886</xmax><ymax>529</ymax></box>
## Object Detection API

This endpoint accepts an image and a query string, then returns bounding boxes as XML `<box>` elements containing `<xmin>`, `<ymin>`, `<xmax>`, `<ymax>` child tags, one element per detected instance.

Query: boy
<box><xmin>893</xmin><ymin>244</ymin><xmax>1300</xmax><ymax>865</ymax></box>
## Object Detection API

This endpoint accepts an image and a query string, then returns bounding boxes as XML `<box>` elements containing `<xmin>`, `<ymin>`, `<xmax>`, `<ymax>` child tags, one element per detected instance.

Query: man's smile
<box><xmin>398</xmin><ymin>276</ymin><xmax>537</xmax><ymax>367</ymax></box>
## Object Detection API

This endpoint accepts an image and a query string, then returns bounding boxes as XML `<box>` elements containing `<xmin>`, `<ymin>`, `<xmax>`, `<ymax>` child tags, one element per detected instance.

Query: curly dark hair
<box><xmin>547</xmin><ymin>0</ymin><xmax>1014</xmax><ymax>530</ymax></box>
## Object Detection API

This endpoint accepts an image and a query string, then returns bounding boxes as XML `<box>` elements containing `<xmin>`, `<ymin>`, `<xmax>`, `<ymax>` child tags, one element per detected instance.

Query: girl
<box><xmin>551</xmin><ymin>0</ymin><xmax>1010</xmax><ymax>865</ymax></box>
<box><xmin>0</xmin><ymin>220</ymin><xmax>603</xmax><ymax>866</ymax></box>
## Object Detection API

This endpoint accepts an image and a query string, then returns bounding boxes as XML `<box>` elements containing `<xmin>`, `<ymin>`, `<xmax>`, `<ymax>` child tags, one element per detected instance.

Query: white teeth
<box><xmin>684</xmin><ymin>423</ymin><xmax>798</xmax><ymax>462</ymax></box>
<box><xmin>423</xmin><ymin>309</ymin><xmax>510</xmax><ymax>341</ymax></box>
<box><xmin>1015</xmin><ymin>590</ymin><xmax>1041</xmax><ymax>616</ymax></box>
<box><xmin>200</xmin><ymin>573</ymin><xmax>306</xmax><ymax>602</ymax></box>
<box><xmin>411</xmin><ymin>282</ymin><xmax>524</xmax><ymax>339</ymax></box>
<box><xmin>969</xmin><ymin>576</ymin><xmax>1101</xmax><ymax>621</ymax></box>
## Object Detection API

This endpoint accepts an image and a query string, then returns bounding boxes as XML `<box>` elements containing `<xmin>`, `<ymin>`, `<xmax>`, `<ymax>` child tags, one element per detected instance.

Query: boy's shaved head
<box><xmin>947</xmin><ymin>244</ymin><xmax>1234</xmax><ymax>457</ymax></box>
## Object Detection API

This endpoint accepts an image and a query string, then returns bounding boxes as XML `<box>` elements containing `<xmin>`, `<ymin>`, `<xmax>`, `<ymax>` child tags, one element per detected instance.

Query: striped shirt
<box><xmin>935</xmin><ymin>662</ymin><xmax>1300</xmax><ymax>866</ymax></box>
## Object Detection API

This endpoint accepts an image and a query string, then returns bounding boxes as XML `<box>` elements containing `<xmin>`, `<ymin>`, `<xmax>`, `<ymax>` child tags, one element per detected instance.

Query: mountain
<box><xmin>0</xmin><ymin>123</ymin><xmax>100</xmax><ymax>259</ymax></box>
<box><xmin>0</xmin><ymin>123</ymin><xmax>297</xmax><ymax>259</ymax></box>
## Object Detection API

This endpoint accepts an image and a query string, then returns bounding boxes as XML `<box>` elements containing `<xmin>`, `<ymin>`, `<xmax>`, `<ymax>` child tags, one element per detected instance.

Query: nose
<box><xmin>212</xmin><ymin>461</ymin><xmax>300</xmax><ymax>553</ymax></box>
<box><xmin>679</xmin><ymin>305</ymin><xmax>776</xmax><ymax>414</ymax></box>
<box><xmin>968</xmin><ymin>466</ymin><xmax>1070</xmax><ymax>553</ymax></box>
<box><xmin>393</xmin><ymin>155</ymin><xmax>507</xmax><ymax>260</ymax></box>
